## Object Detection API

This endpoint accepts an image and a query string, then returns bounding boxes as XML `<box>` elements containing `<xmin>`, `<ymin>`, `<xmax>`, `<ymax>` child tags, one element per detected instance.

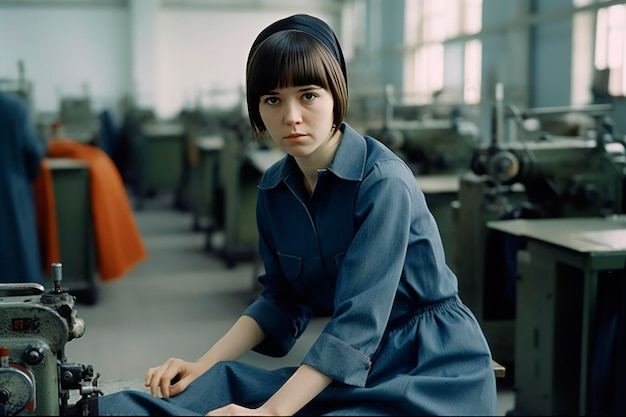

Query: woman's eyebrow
<box><xmin>298</xmin><ymin>85</ymin><xmax>323</xmax><ymax>92</ymax></box>
<box><xmin>262</xmin><ymin>85</ymin><xmax>322</xmax><ymax>96</ymax></box>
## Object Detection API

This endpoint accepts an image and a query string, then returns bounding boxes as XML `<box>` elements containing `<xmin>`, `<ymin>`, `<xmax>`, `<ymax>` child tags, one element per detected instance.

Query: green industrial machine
<box><xmin>178</xmin><ymin>103</ymin><xmax>286</xmax><ymax>269</ymax></box>
<box><xmin>188</xmin><ymin>135</ymin><xmax>225</xmax><ymax>232</ymax></box>
<box><xmin>213</xmin><ymin>135</ymin><xmax>285</xmax><ymax>268</ymax></box>
<box><xmin>135</xmin><ymin>120</ymin><xmax>186</xmax><ymax>210</ymax></box>
<box><xmin>47</xmin><ymin>158</ymin><xmax>98</xmax><ymax>305</ymax></box>
<box><xmin>364</xmin><ymin>85</ymin><xmax>480</xmax><ymax>176</ymax></box>
<box><xmin>368</xmin><ymin>118</ymin><xmax>480</xmax><ymax>176</ymax></box>
<box><xmin>0</xmin><ymin>264</ymin><xmax>102</xmax><ymax>415</ymax></box>
<box><xmin>455</xmin><ymin>101</ymin><xmax>626</xmax><ymax>370</ymax></box>
<box><xmin>58</xmin><ymin>96</ymin><xmax>99</xmax><ymax>144</ymax></box>
<box><xmin>213</xmin><ymin>129</ymin><xmax>253</xmax><ymax>267</ymax></box>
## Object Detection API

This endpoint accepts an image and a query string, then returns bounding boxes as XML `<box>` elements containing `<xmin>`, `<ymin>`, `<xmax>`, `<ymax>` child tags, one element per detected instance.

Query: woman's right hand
<box><xmin>144</xmin><ymin>316</ymin><xmax>266</xmax><ymax>399</ymax></box>
<box><xmin>145</xmin><ymin>357</ymin><xmax>207</xmax><ymax>398</ymax></box>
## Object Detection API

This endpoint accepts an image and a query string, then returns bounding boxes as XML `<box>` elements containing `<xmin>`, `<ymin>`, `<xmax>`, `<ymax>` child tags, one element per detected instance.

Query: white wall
<box><xmin>0</xmin><ymin>4</ymin><xmax>130</xmax><ymax>114</ymax></box>
<box><xmin>0</xmin><ymin>2</ymin><xmax>340</xmax><ymax>119</ymax></box>
<box><xmin>156</xmin><ymin>8</ymin><xmax>337</xmax><ymax>118</ymax></box>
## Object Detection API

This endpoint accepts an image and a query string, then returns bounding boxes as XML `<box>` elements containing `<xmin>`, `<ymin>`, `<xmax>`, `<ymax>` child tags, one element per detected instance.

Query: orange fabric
<box><xmin>34</xmin><ymin>139</ymin><xmax>147</xmax><ymax>282</ymax></box>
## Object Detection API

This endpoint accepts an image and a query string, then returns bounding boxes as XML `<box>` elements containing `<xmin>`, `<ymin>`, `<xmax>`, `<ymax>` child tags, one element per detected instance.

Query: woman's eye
<box><xmin>303</xmin><ymin>93</ymin><xmax>316</xmax><ymax>101</ymax></box>
<box><xmin>264</xmin><ymin>97</ymin><xmax>279</xmax><ymax>105</ymax></box>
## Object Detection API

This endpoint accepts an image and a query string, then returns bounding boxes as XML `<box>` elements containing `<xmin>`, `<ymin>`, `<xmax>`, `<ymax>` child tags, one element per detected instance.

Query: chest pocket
<box><xmin>277</xmin><ymin>252</ymin><xmax>302</xmax><ymax>281</ymax></box>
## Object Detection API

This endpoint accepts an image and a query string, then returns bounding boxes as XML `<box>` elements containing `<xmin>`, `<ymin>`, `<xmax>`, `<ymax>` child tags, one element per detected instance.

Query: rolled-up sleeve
<box><xmin>303</xmin><ymin>332</ymin><xmax>372</xmax><ymax>386</ymax></box>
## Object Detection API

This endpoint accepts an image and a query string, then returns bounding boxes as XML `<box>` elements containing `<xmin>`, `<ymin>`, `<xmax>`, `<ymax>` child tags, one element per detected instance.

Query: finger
<box><xmin>149</xmin><ymin>371</ymin><xmax>163</xmax><ymax>398</ymax></box>
<box><xmin>147</xmin><ymin>359</ymin><xmax>179</xmax><ymax>398</ymax></box>
<box><xmin>145</xmin><ymin>367</ymin><xmax>156</xmax><ymax>387</ymax></box>
<box><xmin>149</xmin><ymin>365</ymin><xmax>172</xmax><ymax>398</ymax></box>
<box><xmin>158</xmin><ymin>365</ymin><xmax>182</xmax><ymax>399</ymax></box>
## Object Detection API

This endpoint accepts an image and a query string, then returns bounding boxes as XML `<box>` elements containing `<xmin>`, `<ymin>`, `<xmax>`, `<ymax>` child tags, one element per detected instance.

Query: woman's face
<box><xmin>259</xmin><ymin>84</ymin><xmax>337</xmax><ymax>159</ymax></box>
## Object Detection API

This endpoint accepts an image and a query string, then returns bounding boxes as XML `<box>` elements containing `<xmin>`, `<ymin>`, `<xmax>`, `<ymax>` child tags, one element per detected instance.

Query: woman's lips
<box><xmin>285</xmin><ymin>133</ymin><xmax>306</xmax><ymax>140</ymax></box>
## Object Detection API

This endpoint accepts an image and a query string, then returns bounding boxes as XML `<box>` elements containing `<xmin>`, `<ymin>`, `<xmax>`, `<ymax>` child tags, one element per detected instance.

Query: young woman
<box><xmin>99</xmin><ymin>14</ymin><xmax>498</xmax><ymax>416</ymax></box>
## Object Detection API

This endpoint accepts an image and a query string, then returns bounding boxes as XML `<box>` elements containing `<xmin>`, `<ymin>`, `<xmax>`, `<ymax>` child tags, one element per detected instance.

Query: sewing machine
<box><xmin>455</xmin><ymin>93</ymin><xmax>626</xmax><ymax>365</ymax></box>
<box><xmin>0</xmin><ymin>263</ymin><xmax>101</xmax><ymax>416</ymax></box>
<box><xmin>365</xmin><ymin>85</ymin><xmax>480</xmax><ymax>176</ymax></box>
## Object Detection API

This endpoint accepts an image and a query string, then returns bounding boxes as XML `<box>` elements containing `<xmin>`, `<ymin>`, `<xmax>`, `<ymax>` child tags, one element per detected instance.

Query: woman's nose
<box><xmin>283</xmin><ymin>101</ymin><xmax>302</xmax><ymax>125</ymax></box>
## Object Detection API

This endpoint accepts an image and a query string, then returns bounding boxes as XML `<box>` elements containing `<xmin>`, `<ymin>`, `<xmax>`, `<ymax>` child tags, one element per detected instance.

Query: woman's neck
<box><xmin>295</xmin><ymin>129</ymin><xmax>342</xmax><ymax>194</ymax></box>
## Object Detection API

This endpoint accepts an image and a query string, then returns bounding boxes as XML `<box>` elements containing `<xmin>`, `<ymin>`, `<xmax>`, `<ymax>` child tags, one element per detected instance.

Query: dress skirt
<box><xmin>98</xmin><ymin>296</ymin><xmax>498</xmax><ymax>416</ymax></box>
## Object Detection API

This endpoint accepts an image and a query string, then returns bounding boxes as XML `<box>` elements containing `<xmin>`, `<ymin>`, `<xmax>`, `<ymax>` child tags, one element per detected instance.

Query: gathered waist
<box><xmin>388</xmin><ymin>295</ymin><xmax>461</xmax><ymax>330</ymax></box>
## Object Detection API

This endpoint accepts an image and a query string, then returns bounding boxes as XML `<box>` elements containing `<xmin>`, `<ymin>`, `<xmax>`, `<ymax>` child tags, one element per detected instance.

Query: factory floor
<box><xmin>64</xmin><ymin>190</ymin><xmax>516</xmax><ymax>415</ymax></box>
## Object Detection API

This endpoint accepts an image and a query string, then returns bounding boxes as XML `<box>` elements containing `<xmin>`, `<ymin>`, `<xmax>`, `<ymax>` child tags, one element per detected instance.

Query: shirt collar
<box><xmin>259</xmin><ymin>122</ymin><xmax>366</xmax><ymax>190</ymax></box>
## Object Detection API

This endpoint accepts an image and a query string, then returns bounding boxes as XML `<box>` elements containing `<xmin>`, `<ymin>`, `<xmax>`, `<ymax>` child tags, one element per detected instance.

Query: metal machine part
<box><xmin>0</xmin><ymin>263</ymin><xmax>102</xmax><ymax>416</ymax></box>
<box><xmin>366</xmin><ymin>84</ymin><xmax>480</xmax><ymax>176</ymax></box>
<box><xmin>455</xmin><ymin>86</ymin><xmax>626</xmax><ymax>368</ymax></box>
<box><xmin>371</xmin><ymin>120</ymin><xmax>479</xmax><ymax>175</ymax></box>
<box><xmin>471</xmin><ymin>88</ymin><xmax>625</xmax><ymax>218</ymax></box>
<box><xmin>470</xmin><ymin>124</ymin><xmax>626</xmax><ymax>218</ymax></box>
<box><xmin>0</xmin><ymin>366</ymin><xmax>34</xmax><ymax>415</ymax></box>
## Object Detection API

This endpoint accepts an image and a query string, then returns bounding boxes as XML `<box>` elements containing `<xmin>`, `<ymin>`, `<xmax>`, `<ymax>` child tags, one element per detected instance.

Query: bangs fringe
<box><xmin>256</xmin><ymin>35</ymin><xmax>330</xmax><ymax>93</ymax></box>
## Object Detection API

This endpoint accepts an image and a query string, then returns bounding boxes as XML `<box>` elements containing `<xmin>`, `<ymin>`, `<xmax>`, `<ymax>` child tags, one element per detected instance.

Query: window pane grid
<box><xmin>404</xmin><ymin>0</ymin><xmax>483</xmax><ymax>104</ymax></box>
<box><xmin>464</xmin><ymin>39</ymin><xmax>482</xmax><ymax>104</ymax></box>
<box><xmin>595</xmin><ymin>3</ymin><xmax>626</xmax><ymax>96</ymax></box>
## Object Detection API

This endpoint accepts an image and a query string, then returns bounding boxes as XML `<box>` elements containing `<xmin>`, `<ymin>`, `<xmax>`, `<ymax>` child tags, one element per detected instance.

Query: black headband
<box><xmin>248</xmin><ymin>14</ymin><xmax>347</xmax><ymax>84</ymax></box>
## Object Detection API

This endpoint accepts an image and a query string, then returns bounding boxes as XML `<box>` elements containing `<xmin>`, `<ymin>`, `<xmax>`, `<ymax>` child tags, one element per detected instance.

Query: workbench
<box><xmin>135</xmin><ymin>121</ymin><xmax>186</xmax><ymax>209</ymax></box>
<box><xmin>454</xmin><ymin>173</ymin><xmax>527</xmax><ymax>366</ymax></box>
<box><xmin>488</xmin><ymin>216</ymin><xmax>626</xmax><ymax>416</ymax></box>
<box><xmin>189</xmin><ymin>135</ymin><xmax>225</xmax><ymax>232</ymax></box>
<box><xmin>219</xmin><ymin>146</ymin><xmax>285</xmax><ymax>268</ymax></box>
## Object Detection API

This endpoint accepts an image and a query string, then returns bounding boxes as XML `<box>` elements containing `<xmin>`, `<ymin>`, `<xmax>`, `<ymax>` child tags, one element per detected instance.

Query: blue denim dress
<box><xmin>99</xmin><ymin>123</ymin><xmax>497</xmax><ymax>416</ymax></box>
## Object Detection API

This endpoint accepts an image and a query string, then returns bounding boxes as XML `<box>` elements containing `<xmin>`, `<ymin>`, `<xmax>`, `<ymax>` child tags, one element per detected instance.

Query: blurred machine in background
<box><xmin>456</xmin><ymin>84</ymin><xmax>626</xmax><ymax>373</ymax></box>
<box><xmin>56</xmin><ymin>95</ymin><xmax>100</xmax><ymax>145</ymax></box>
<box><xmin>133</xmin><ymin>119</ymin><xmax>187</xmax><ymax>210</ymax></box>
<box><xmin>176</xmin><ymin>88</ymin><xmax>284</xmax><ymax>269</ymax></box>
<box><xmin>0</xmin><ymin>61</ymin><xmax>33</xmax><ymax>109</ymax></box>
<box><xmin>365</xmin><ymin>85</ymin><xmax>481</xmax><ymax>176</ymax></box>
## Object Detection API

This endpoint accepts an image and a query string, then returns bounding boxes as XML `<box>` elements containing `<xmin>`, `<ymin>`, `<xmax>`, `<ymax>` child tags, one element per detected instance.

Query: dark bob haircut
<box><xmin>246</xmin><ymin>30</ymin><xmax>348</xmax><ymax>138</ymax></box>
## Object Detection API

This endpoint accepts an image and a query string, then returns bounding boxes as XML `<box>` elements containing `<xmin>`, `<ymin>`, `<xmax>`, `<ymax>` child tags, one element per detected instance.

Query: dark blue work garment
<box><xmin>99</xmin><ymin>123</ymin><xmax>497</xmax><ymax>416</ymax></box>
<box><xmin>0</xmin><ymin>91</ymin><xmax>47</xmax><ymax>283</ymax></box>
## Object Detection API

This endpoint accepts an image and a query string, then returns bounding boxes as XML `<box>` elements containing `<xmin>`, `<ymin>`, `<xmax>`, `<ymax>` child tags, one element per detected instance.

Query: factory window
<box><xmin>464</xmin><ymin>39</ymin><xmax>482</xmax><ymax>104</ymax></box>
<box><xmin>594</xmin><ymin>2</ymin><xmax>626</xmax><ymax>97</ymax></box>
<box><xmin>404</xmin><ymin>0</ymin><xmax>482</xmax><ymax>104</ymax></box>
